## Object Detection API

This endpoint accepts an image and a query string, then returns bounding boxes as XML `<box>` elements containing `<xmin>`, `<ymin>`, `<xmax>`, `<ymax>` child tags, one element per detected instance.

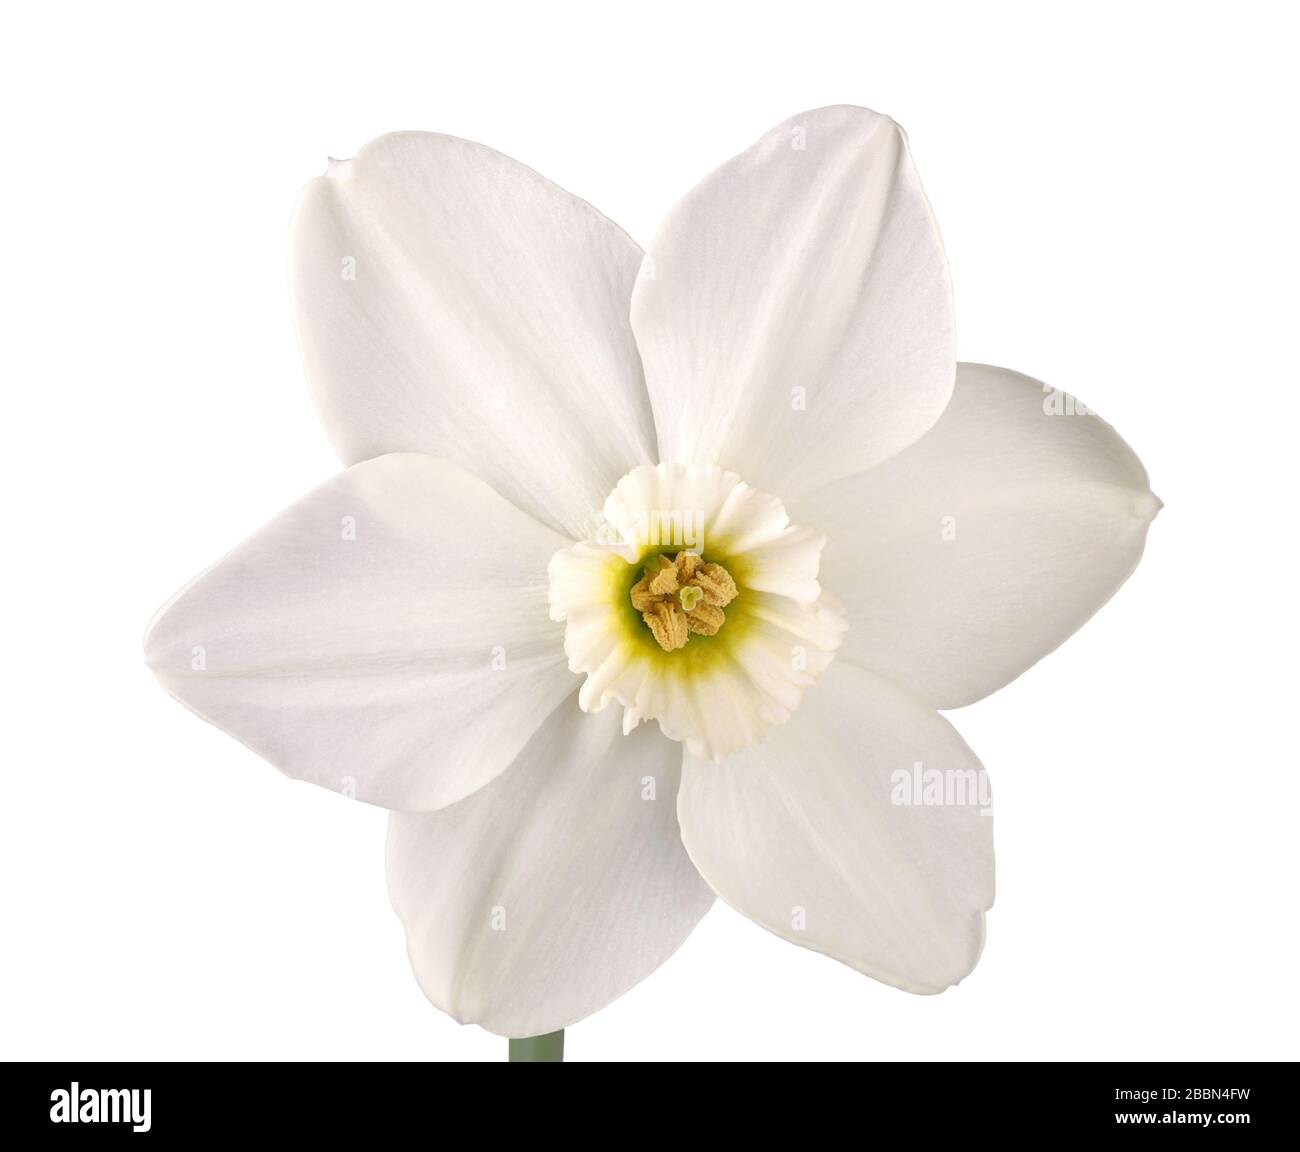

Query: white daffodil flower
<box><xmin>145</xmin><ymin>106</ymin><xmax>1159</xmax><ymax>1044</ymax></box>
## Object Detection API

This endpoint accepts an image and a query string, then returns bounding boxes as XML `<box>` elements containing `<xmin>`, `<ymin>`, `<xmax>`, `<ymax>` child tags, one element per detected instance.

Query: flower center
<box><xmin>629</xmin><ymin>551</ymin><xmax>738</xmax><ymax>652</ymax></box>
<box><xmin>548</xmin><ymin>462</ymin><xmax>848</xmax><ymax>761</ymax></box>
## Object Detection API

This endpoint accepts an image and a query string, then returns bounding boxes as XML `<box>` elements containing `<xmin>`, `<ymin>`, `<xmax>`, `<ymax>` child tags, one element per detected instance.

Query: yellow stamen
<box><xmin>629</xmin><ymin>552</ymin><xmax>738</xmax><ymax>652</ymax></box>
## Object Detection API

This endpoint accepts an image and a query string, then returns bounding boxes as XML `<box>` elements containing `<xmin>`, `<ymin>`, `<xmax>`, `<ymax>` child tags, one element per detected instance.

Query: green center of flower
<box><xmin>629</xmin><ymin>551</ymin><xmax>739</xmax><ymax>652</ymax></box>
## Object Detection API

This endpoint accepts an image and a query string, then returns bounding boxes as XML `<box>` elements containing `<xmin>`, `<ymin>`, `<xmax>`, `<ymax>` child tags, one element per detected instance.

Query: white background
<box><xmin>3</xmin><ymin>1</ymin><xmax>1297</xmax><ymax>1062</ymax></box>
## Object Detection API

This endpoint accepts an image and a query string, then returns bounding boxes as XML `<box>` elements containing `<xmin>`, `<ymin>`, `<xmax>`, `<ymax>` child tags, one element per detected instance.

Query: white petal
<box><xmin>145</xmin><ymin>454</ymin><xmax>573</xmax><ymax>811</ymax></box>
<box><xmin>387</xmin><ymin>701</ymin><xmax>713</xmax><ymax>1037</ymax></box>
<box><xmin>291</xmin><ymin>132</ymin><xmax>655</xmax><ymax>539</ymax></box>
<box><xmin>548</xmin><ymin>464</ymin><xmax>847</xmax><ymax>761</ymax></box>
<box><xmin>632</xmin><ymin>105</ymin><xmax>953</xmax><ymax>501</ymax></box>
<box><xmin>797</xmin><ymin>363</ymin><xmax>1161</xmax><ymax>708</ymax></box>
<box><xmin>678</xmin><ymin>661</ymin><xmax>994</xmax><ymax>993</ymax></box>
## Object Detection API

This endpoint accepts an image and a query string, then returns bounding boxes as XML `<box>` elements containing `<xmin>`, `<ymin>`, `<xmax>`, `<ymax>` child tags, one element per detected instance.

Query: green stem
<box><xmin>509</xmin><ymin>1030</ymin><xmax>565</xmax><ymax>1062</ymax></box>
